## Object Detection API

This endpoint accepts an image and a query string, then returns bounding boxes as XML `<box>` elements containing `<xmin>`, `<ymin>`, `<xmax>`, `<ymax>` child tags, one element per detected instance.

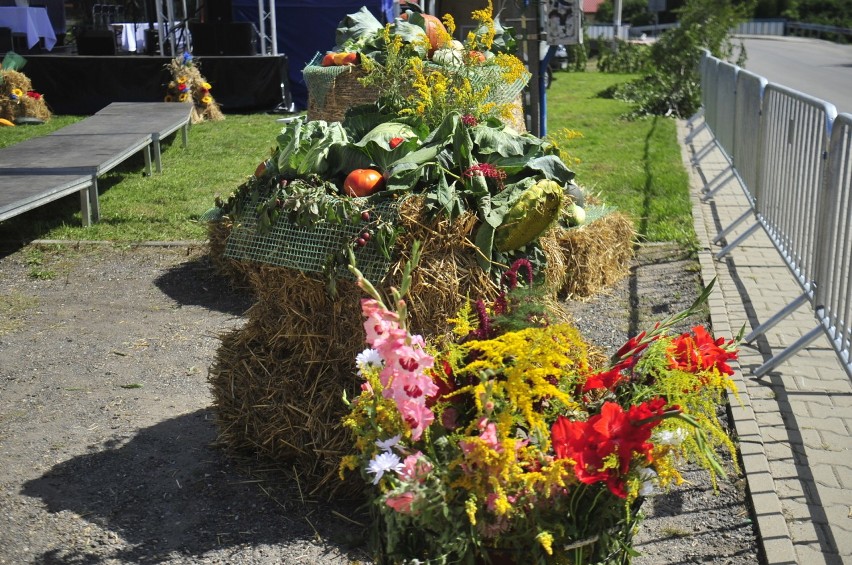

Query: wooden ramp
<box><xmin>0</xmin><ymin>102</ymin><xmax>193</xmax><ymax>226</ymax></box>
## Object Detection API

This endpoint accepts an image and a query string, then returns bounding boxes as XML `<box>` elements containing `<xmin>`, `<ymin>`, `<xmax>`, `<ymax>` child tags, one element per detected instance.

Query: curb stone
<box><xmin>678</xmin><ymin>118</ymin><xmax>795</xmax><ymax>565</ymax></box>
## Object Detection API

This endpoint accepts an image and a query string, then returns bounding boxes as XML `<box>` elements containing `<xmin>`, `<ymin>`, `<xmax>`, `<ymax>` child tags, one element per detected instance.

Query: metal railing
<box><xmin>693</xmin><ymin>50</ymin><xmax>851</xmax><ymax>379</ymax></box>
<box><xmin>815</xmin><ymin>114</ymin><xmax>852</xmax><ymax>377</ymax></box>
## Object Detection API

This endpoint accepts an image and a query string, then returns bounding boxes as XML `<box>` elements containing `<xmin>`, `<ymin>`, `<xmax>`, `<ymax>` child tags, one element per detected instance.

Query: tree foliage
<box><xmin>607</xmin><ymin>0</ymin><xmax>753</xmax><ymax>118</ymax></box>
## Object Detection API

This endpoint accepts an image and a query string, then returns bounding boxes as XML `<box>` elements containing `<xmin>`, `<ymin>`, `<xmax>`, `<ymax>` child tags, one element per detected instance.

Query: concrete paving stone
<box><xmin>791</xmin><ymin>447</ymin><xmax>852</xmax><ymax>467</ymax></box>
<box><xmin>747</xmin><ymin>467</ymin><xmax>782</xmax><ymax>492</ymax></box>
<box><xmin>823</xmin><ymin>501</ymin><xmax>852</xmax><ymax>534</ymax></box>
<box><xmin>828</xmin><ymin>395</ymin><xmax>852</xmax><ymax>408</ymax></box>
<box><xmin>745</xmin><ymin>383</ymin><xmax>781</xmax><ymax>401</ymax></box>
<box><xmin>787</xmin><ymin>520</ymin><xmax>826</xmax><ymax>545</ymax></box>
<box><xmin>807</xmin><ymin>464</ymin><xmax>843</xmax><ymax>489</ymax></box>
<box><xmin>761</xmin><ymin>538</ymin><xmax>799</xmax><ymax>565</ymax></box>
<box><xmin>795</xmin><ymin>543</ymin><xmax>843</xmax><ymax>565</ymax></box>
<box><xmin>768</xmin><ymin>459</ymin><xmax>803</xmax><ymax>481</ymax></box>
<box><xmin>795</xmin><ymin>417</ymin><xmax>850</xmax><ymax>437</ymax></box>
<box><xmin>773</xmin><ymin>477</ymin><xmax>812</xmax><ymax>502</ymax></box>
<box><xmin>815</xmin><ymin>429</ymin><xmax>852</xmax><ymax>451</ymax></box>
<box><xmin>833</xmin><ymin>464</ymin><xmax>852</xmax><ymax>490</ymax></box>
<box><xmin>758</xmin><ymin>423</ymin><xmax>797</xmax><ymax>445</ymax></box>
<box><xmin>781</xmin><ymin>497</ymin><xmax>835</xmax><ymax>522</ymax></box>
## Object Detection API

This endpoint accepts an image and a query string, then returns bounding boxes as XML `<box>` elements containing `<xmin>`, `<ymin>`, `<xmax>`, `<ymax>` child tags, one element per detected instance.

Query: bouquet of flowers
<box><xmin>341</xmin><ymin>243</ymin><xmax>741</xmax><ymax>564</ymax></box>
<box><xmin>164</xmin><ymin>52</ymin><xmax>224</xmax><ymax>123</ymax></box>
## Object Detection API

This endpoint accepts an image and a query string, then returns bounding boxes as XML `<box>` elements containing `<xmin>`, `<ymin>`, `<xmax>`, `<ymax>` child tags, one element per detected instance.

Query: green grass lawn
<box><xmin>1</xmin><ymin>72</ymin><xmax>694</xmax><ymax>245</ymax></box>
<box><xmin>547</xmin><ymin>71</ymin><xmax>695</xmax><ymax>246</ymax></box>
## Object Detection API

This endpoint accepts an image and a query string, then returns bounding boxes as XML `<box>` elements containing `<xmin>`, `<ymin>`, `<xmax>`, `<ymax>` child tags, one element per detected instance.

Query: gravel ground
<box><xmin>0</xmin><ymin>242</ymin><xmax>761</xmax><ymax>564</ymax></box>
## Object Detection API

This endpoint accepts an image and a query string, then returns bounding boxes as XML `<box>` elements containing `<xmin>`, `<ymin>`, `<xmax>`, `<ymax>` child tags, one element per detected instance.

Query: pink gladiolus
<box><xmin>400</xmin><ymin>453</ymin><xmax>433</xmax><ymax>483</ymax></box>
<box><xmin>399</xmin><ymin>398</ymin><xmax>435</xmax><ymax>441</ymax></box>
<box><xmin>385</xmin><ymin>491</ymin><xmax>417</xmax><ymax>514</ymax></box>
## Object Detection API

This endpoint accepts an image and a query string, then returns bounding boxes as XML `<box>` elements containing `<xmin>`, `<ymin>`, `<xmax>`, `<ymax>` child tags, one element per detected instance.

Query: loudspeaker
<box><xmin>205</xmin><ymin>0</ymin><xmax>232</xmax><ymax>23</ymax></box>
<box><xmin>189</xmin><ymin>22</ymin><xmax>253</xmax><ymax>55</ymax></box>
<box><xmin>76</xmin><ymin>29</ymin><xmax>116</xmax><ymax>55</ymax></box>
<box><xmin>223</xmin><ymin>22</ymin><xmax>253</xmax><ymax>55</ymax></box>
<box><xmin>189</xmin><ymin>22</ymin><xmax>217</xmax><ymax>55</ymax></box>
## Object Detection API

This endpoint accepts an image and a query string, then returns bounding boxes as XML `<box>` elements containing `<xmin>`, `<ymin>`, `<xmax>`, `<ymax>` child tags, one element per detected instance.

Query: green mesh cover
<box><xmin>578</xmin><ymin>204</ymin><xmax>616</xmax><ymax>226</ymax></box>
<box><xmin>223</xmin><ymin>194</ymin><xmax>402</xmax><ymax>283</ymax></box>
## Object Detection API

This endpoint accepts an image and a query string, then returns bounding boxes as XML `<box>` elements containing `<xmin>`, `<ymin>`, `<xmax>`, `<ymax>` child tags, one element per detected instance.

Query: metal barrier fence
<box><xmin>815</xmin><ymin>113</ymin><xmax>852</xmax><ymax>378</ymax></box>
<box><xmin>694</xmin><ymin>51</ymin><xmax>850</xmax><ymax>379</ymax></box>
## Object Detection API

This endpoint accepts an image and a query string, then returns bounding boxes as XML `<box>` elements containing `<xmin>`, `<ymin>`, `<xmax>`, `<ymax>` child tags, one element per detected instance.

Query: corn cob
<box><xmin>494</xmin><ymin>179</ymin><xmax>563</xmax><ymax>252</ymax></box>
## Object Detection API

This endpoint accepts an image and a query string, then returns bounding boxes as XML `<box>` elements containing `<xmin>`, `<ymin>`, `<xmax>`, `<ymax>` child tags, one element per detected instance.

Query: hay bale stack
<box><xmin>206</xmin><ymin>218</ymin><xmax>256</xmax><ymax>291</ymax></box>
<box><xmin>554</xmin><ymin>211</ymin><xmax>636</xmax><ymax>299</ymax></box>
<box><xmin>208</xmin><ymin>197</ymin><xmax>577</xmax><ymax>497</ymax></box>
<box><xmin>0</xmin><ymin>69</ymin><xmax>52</xmax><ymax>123</ymax></box>
<box><xmin>207</xmin><ymin>197</ymin><xmax>634</xmax><ymax>497</ymax></box>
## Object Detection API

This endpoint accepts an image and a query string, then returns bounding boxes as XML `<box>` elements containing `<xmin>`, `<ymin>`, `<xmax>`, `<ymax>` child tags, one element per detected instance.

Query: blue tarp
<box><xmin>232</xmin><ymin>0</ymin><xmax>394</xmax><ymax>110</ymax></box>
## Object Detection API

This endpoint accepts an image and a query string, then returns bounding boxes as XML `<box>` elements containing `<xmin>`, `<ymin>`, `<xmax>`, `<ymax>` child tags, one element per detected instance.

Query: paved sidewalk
<box><xmin>678</xmin><ymin>118</ymin><xmax>852</xmax><ymax>565</ymax></box>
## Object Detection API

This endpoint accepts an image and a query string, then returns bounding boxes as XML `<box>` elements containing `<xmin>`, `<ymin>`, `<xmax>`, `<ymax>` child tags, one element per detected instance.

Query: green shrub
<box><xmin>609</xmin><ymin>0</ymin><xmax>752</xmax><ymax>118</ymax></box>
<box><xmin>596</xmin><ymin>39</ymin><xmax>651</xmax><ymax>74</ymax></box>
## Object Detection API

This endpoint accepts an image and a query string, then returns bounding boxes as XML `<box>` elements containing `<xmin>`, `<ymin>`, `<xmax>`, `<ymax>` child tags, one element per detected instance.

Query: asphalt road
<box><xmin>738</xmin><ymin>36</ymin><xmax>852</xmax><ymax>115</ymax></box>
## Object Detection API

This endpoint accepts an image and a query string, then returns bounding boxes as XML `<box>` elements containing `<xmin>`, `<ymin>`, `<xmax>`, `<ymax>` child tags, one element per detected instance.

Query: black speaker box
<box><xmin>76</xmin><ymin>30</ymin><xmax>116</xmax><ymax>55</ymax></box>
<box><xmin>189</xmin><ymin>22</ymin><xmax>253</xmax><ymax>55</ymax></box>
<box><xmin>189</xmin><ymin>22</ymin><xmax>217</xmax><ymax>55</ymax></box>
<box><xmin>205</xmin><ymin>0</ymin><xmax>233</xmax><ymax>23</ymax></box>
<box><xmin>224</xmin><ymin>22</ymin><xmax>253</xmax><ymax>55</ymax></box>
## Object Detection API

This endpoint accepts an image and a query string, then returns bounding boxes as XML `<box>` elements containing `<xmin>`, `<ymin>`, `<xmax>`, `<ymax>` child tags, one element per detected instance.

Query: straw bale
<box><xmin>206</xmin><ymin>218</ymin><xmax>257</xmax><ymax>290</ymax></box>
<box><xmin>1</xmin><ymin>69</ymin><xmax>32</xmax><ymax>93</ymax></box>
<box><xmin>0</xmin><ymin>69</ymin><xmax>51</xmax><ymax>122</ymax></box>
<box><xmin>208</xmin><ymin>197</ymin><xmax>632</xmax><ymax>498</ymax></box>
<box><xmin>554</xmin><ymin>211</ymin><xmax>636</xmax><ymax>299</ymax></box>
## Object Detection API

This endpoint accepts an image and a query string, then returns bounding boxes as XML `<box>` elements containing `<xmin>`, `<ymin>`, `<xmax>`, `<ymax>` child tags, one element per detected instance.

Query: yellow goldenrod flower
<box><xmin>465</xmin><ymin>496</ymin><xmax>478</xmax><ymax>526</ymax></box>
<box><xmin>536</xmin><ymin>531</ymin><xmax>554</xmax><ymax>555</ymax></box>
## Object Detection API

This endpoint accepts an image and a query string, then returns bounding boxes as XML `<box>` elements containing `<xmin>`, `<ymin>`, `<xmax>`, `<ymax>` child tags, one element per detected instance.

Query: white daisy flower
<box><xmin>375</xmin><ymin>434</ymin><xmax>402</xmax><ymax>453</ymax></box>
<box><xmin>367</xmin><ymin>451</ymin><xmax>404</xmax><ymax>485</ymax></box>
<box><xmin>356</xmin><ymin>348</ymin><xmax>384</xmax><ymax>375</ymax></box>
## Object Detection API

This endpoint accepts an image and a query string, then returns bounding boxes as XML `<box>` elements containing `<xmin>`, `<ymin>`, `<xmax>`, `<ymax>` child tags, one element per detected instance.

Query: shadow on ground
<box><xmin>21</xmin><ymin>409</ymin><xmax>364</xmax><ymax>564</ymax></box>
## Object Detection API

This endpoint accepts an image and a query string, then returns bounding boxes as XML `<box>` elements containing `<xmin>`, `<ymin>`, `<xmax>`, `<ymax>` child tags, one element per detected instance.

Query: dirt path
<box><xmin>0</xmin><ymin>242</ymin><xmax>760</xmax><ymax>564</ymax></box>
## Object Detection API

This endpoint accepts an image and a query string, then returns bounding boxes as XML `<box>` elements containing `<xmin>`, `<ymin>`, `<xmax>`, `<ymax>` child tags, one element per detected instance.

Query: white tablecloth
<box><xmin>113</xmin><ymin>22</ymin><xmax>185</xmax><ymax>54</ymax></box>
<box><xmin>0</xmin><ymin>6</ymin><xmax>56</xmax><ymax>50</ymax></box>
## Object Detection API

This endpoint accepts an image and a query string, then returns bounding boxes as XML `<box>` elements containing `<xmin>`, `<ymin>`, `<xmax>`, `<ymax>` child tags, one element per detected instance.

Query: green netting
<box><xmin>223</xmin><ymin>194</ymin><xmax>401</xmax><ymax>283</ymax></box>
<box><xmin>575</xmin><ymin>204</ymin><xmax>616</xmax><ymax>227</ymax></box>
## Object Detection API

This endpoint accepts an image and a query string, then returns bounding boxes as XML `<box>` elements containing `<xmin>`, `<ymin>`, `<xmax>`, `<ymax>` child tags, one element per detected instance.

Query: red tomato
<box><xmin>468</xmin><ymin>50</ymin><xmax>486</xmax><ymax>64</ymax></box>
<box><xmin>344</xmin><ymin>169</ymin><xmax>385</xmax><ymax>197</ymax></box>
<box><xmin>321</xmin><ymin>52</ymin><xmax>335</xmax><ymax>67</ymax></box>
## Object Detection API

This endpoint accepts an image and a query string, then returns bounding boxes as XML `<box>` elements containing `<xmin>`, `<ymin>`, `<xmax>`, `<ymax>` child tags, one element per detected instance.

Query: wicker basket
<box><xmin>306</xmin><ymin>65</ymin><xmax>379</xmax><ymax>123</ymax></box>
<box><xmin>305</xmin><ymin>63</ymin><xmax>527</xmax><ymax>132</ymax></box>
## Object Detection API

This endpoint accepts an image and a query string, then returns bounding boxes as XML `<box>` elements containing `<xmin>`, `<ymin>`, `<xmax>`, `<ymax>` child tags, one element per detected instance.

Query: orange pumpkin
<box><xmin>401</xmin><ymin>12</ymin><xmax>448</xmax><ymax>54</ymax></box>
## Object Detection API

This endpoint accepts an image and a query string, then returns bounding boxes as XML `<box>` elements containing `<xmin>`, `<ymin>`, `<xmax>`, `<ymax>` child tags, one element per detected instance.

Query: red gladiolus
<box><xmin>669</xmin><ymin>326</ymin><xmax>737</xmax><ymax>376</ymax></box>
<box><xmin>551</xmin><ymin>399</ymin><xmax>669</xmax><ymax>498</ymax></box>
<box><xmin>582</xmin><ymin>364</ymin><xmax>626</xmax><ymax>392</ymax></box>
